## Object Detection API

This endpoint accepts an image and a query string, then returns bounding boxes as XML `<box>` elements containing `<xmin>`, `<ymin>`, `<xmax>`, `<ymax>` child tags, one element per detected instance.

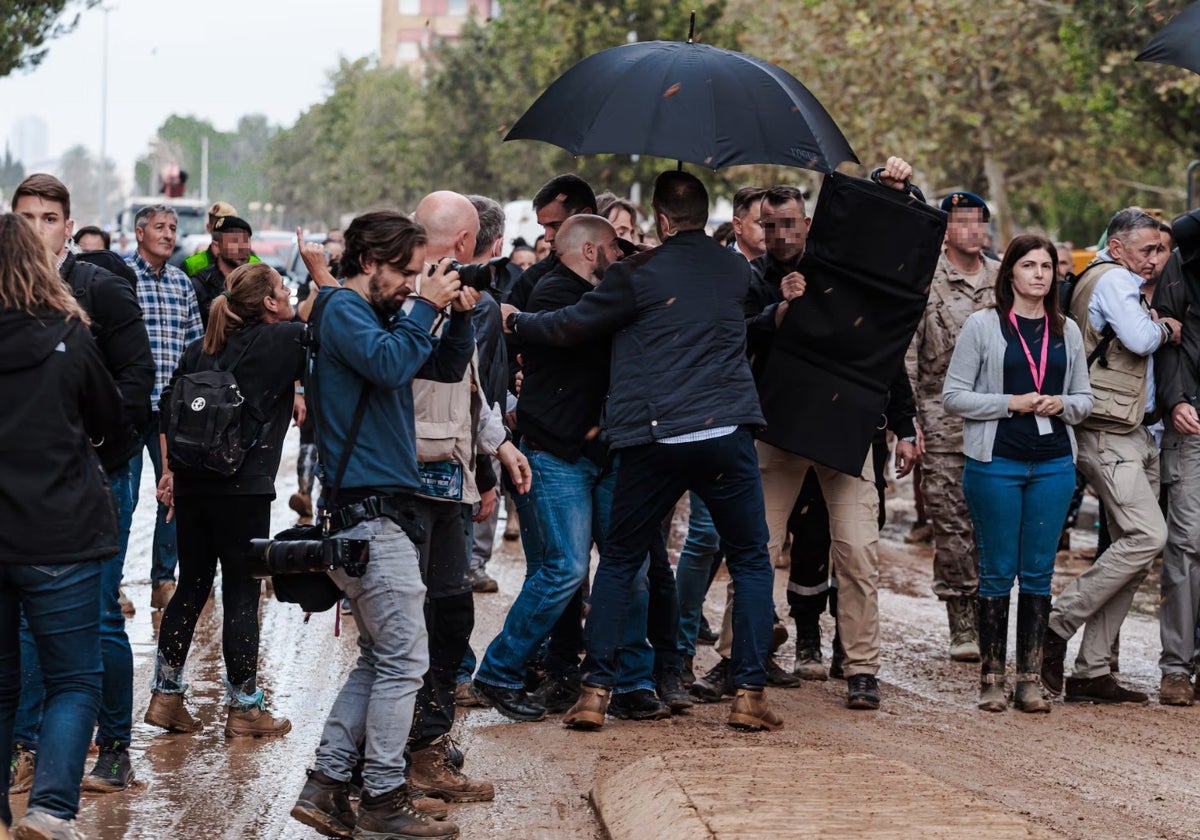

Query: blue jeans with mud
<box><xmin>475</xmin><ymin>447</ymin><xmax>655</xmax><ymax>694</ymax></box>
<box><xmin>1</xmin><ymin>561</ymin><xmax>102</xmax><ymax>825</ymax></box>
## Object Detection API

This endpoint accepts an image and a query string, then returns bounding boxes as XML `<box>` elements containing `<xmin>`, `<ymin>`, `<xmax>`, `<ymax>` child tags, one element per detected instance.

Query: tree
<box><xmin>0</xmin><ymin>1</ymin><xmax>98</xmax><ymax>78</ymax></box>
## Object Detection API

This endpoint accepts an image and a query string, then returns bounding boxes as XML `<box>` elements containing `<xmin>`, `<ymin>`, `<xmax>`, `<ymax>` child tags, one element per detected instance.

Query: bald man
<box><xmin>404</xmin><ymin>191</ymin><xmax>531</xmax><ymax>803</ymax></box>
<box><xmin>475</xmin><ymin>216</ymin><xmax>680</xmax><ymax>722</ymax></box>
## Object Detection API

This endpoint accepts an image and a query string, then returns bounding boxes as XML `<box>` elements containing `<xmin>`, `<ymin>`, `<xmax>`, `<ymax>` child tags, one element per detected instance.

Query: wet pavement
<box><xmin>9</xmin><ymin>431</ymin><xmax>1200</xmax><ymax>838</ymax></box>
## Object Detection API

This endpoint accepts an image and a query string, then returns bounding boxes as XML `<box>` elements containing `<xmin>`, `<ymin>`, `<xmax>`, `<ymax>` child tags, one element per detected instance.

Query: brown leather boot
<box><xmin>726</xmin><ymin>688</ymin><xmax>784</xmax><ymax>731</ymax></box>
<box><xmin>562</xmin><ymin>684</ymin><xmax>609</xmax><ymax>730</ymax></box>
<box><xmin>225</xmin><ymin>704</ymin><xmax>293</xmax><ymax>738</ymax></box>
<box><xmin>413</xmin><ymin>792</ymin><xmax>451</xmax><ymax>821</ymax></box>
<box><xmin>144</xmin><ymin>691</ymin><xmax>201</xmax><ymax>733</ymax></box>
<box><xmin>409</xmin><ymin>736</ymin><xmax>494</xmax><ymax>803</ymax></box>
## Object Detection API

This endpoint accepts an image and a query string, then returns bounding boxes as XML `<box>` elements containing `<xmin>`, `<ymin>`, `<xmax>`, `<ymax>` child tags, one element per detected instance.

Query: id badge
<box><xmin>1035</xmin><ymin>415</ymin><xmax>1053</xmax><ymax>436</ymax></box>
<box><xmin>418</xmin><ymin>460</ymin><xmax>463</xmax><ymax>501</ymax></box>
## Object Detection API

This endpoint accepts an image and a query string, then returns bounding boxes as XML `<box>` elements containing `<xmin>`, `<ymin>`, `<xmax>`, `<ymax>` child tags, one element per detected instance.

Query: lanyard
<box><xmin>1009</xmin><ymin>311</ymin><xmax>1049</xmax><ymax>393</ymax></box>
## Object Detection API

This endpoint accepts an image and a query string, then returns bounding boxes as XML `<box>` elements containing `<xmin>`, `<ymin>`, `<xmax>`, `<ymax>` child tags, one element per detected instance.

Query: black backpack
<box><xmin>165</xmin><ymin>337</ymin><xmax>259</xmax><ymax>477</ymax></box>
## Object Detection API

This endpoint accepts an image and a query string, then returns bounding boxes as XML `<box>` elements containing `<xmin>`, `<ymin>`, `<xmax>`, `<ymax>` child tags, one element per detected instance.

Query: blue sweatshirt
<box><xmin>312</xmin><ymin>287</ymin><xmax>475</xmax><ymax>501</ymax></box>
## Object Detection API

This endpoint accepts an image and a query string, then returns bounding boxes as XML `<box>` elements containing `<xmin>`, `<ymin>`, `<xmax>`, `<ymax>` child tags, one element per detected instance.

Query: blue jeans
<box><xmin>475</xmin><ymin>448</ymin><xmax>654</xmax><ymax>693</ymax></box>
<box><xmin>583</xmin><ymin>428</ymin><xmax>774</xmax><ymax>690</ymax></box>
<box><xmin>13</xmin><ymin>470</ymin><xmax>135</xmax><ymax>754</ymax></box>
<box><xmin>962</xmin><ymin>455</ymin><xmax>1076</xmax><ymax>598</ymax></box>
<box><xmin>1</xmin><ymin>562</ymin><xmax>102</xmax><ymax>824</ymax></box>
<box><xmin>313</xmin><ymin>517</ymin><xmax>428</xmax><ymax>797</ymax></box>
<box><xmin>129</xmin><ymin>417</ymin><xmax>178</xmax><ymax>584</ymax></box>
<box><xmin>674</xmin><ymin>493</ymin><xmax>722</xmax><ymax>656</ymax></box>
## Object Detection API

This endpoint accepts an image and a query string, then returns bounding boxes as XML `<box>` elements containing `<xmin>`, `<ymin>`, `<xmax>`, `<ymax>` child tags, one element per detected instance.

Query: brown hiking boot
<box><xmin>562</xmin><ymin>684</ymin><xmax>609</xmax><ymax>730</ymax></box>
<box><xmin>356</xmin><ymin>783</ymin><xmax>459</xmax><ymax>838</ymax></box>
<box><xmin>9</xmin><ymin>744</ymin><xmax>34</xmax><ymax>793</ymax></box>
<box><xmin>1159</xmin><ymin>673</ymin><xmax>1195</xmax><ymax>707</ymax></box>
<box><xmin>727</xmin><ymin>688</ymin><xmax>783</xmax><ymax>731</ymax></box>
<box><xmin>226</xmin><ymin>704</ymin><xmax>292</xmax><ymax>738</ymax></box>
<box><xmin>144</xmin><ymin>691</ymin><xmax>201</xmax><ymax>733</ymax></box>
<box><xmin>413</xmin><ymin>792</ymin><xmax>451</xmax><ymax>821</ymax></box>
<box><xmin>118</xmin><ymin>587</ymin><xmax>135</xmax><ymax>618</ymax></box>
<box><xmin>291</xmin><ymin>768</ymin><xmax>356</xmax><ymax>838</ymax></box>
<box><xmin>408</xmin><ymin>736</ymin><xmax>494</xmax><ymax>803</ymax></box>
<box><xmin>150</xmin><ymin>580</ymin><xmax>176</xmax><ymax>610</ymax></box>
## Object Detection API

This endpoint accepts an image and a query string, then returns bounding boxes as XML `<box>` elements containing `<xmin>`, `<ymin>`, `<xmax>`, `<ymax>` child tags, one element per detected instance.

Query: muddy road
<box><xmin>10</xmin><ymin>437</ymin><xmax>1200</xmax><ymax>839</ymax></box>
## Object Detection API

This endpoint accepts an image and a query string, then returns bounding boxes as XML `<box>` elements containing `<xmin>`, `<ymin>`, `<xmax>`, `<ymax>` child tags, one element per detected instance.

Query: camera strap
<box><xmin>306</xmin><ymin>289</ymin><xmax>375</xmax><ymax>534</ymax></box>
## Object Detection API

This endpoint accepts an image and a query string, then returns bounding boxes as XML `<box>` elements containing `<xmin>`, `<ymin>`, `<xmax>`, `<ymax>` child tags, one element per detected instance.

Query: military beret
<box><xmin>940</xmin><ymin>191</ymin><xmax>990</xmax><ymax>221</ymax></box>
<box><xmin>213</xmin><ymin>215</ymin><xmax>252</xmax><ymax>236</ymax></box>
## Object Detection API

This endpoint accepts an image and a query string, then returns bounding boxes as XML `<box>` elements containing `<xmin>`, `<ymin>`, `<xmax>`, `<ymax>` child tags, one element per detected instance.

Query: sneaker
<box><xmin>656</xmin><ymin>670</ymin><xmax>694</xmax><ymax>713</ymax></box>
<box><xmin>608</xmin><ymin>688</ymin><xmax>671</xmax><ymax>721</ymax></box>
<box><xmin>1064</xmin><ymin>673</ymin><xmax>1149</xmax><ymax>704</ymax></box>
<box><xmin>453</xmin><ymin>680</ymin><xmax>490</xmax><ymax>708</ymax></box>
<box><xmin>727</xmin><ymin>688</ymin><xmax>784</xmax><ymax>732</ymax></box>
<box><xmin>562</xmin><ymin>684</ymin><xmax>610</xmax><ymax>730</ymax></box>
<box><xmin>144</xmin><ymin>691</ymin><xmax>201</xmax><ymax>733</ymax></box>
<box><xmin>9</xmin><ymin>744</ymin><xmax>34</xmax><ymax>793</ymax></box>
<box><xmin>290</xmin><ymin>768</ymin><xmax>357</xmax><ymax>838</ymax></box>
<box><xmin>469</xmin><ymin>566</ymin><xmax>499</xmax><ymax>594</ymax></box>
<box><xmin>471</xmin><ymin>680</ymin><xmax>546</xmax><ymax>722</ymax></box>
<box><xmin>765</xmin><ymin>655</ymin><xmax>802</xmax><ymax>688</ymax></box>
<box><xmin>530</xmin><ymin>675</ymin><xmax>578</xmax><ymax>714</ymax></box>
<box><xmin>225</xmin><ymin>703</ymin><xmax>292</xmax><ymax>738</ymax></box>
<box><xmin>118</xmin><ymin>587</ymin><xmax>135</xmax><ymax>618</ymax></box>
<box><xmin>690</xmin><ymin>658</ymin><xmax>733</xmax><ymax>703</ymax></box>
<box><xmin>355</xmin><ymin>783</ymin><xmax>459</xmax><ymax>838</ymax></box>
<box><xmin>81</xmin><ymin>743</ymin><xmax>134</xmax><ymax>793</ymax></box>
<box><xmin>846</xmin><ymin>673</ymin><xmax>881</xmax><ymax>710</ymax></box>
<box><xmin>150</xmin><ymin>580</ymin><xmax>176</xmax><ymax>610</ymax></box>
<box><xmin>13</xmin><ymin>810</ymin><xmax>85</xmax><ymax>840</ymax></box>
<box><xmin>409</xmin><ymin>736</ymin><xmax>494</xmax><ymax>803</ymax></box>
<box><xmin>696</xmin><ymin>615</ymin><xmax>718</xmax><ymax>646</ymax></box>
<box><xmin>1160</xmin><ymin>673</ymin><xmax>1195</xmax><ymax>707</ymax></box>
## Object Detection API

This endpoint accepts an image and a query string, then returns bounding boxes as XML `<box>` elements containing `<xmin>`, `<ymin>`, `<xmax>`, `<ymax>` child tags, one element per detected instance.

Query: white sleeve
<box><xmin>1088</xmin><ymin>270</ymin><xmax>1163</xmax><ymax>356</ymax></box>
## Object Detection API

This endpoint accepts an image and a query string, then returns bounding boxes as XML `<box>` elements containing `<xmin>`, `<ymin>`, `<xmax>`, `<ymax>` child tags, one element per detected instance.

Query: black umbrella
<box><xmin>505</xmin><ymin>38</ymin><xmax>857</xmax><ymax>173</ymax></box>
<box><xmin>1136</xmin><ymin>1</ymin><xmax>1200</xmax><ymax>75</ymax></box>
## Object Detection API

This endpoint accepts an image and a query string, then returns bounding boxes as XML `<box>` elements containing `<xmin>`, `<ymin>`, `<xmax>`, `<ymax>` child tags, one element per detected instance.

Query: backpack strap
<box><xmin>1071</xmin><ymin>259</ymin><xmax>1122</xmax><ymax>370</ymax></box>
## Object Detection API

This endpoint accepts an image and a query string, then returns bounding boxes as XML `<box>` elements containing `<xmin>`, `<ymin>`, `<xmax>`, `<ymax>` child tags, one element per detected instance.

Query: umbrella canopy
<box><xmin>1136</xmin><ymin>1</ymin><xmax>1200</xmax><ymax>75</ymax></box>
<box><xmin>505</xmin><ymin>40</ymin><xmax>857</xmax><ymax>173</ymax></box>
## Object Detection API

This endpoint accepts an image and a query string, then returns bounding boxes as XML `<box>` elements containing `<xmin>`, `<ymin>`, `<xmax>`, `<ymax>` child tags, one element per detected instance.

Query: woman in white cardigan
<box><xmin>943</xmin><ymin>233</ymin><xmax>1094</xmax><ymax>714</ymax></box>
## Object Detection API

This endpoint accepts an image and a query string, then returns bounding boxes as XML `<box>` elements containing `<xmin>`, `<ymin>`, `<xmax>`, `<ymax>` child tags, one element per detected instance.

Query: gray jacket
<box><xmin>942</xmin><ymin>308</ymin><xmax>1094</xmax><ymax>463</ymax></box>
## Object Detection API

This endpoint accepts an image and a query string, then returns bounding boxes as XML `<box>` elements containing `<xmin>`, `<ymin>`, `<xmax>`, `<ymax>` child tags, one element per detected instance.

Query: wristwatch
<box><xmin>505</xmin><ymin>311</ymin><xmax>521</xmax><ymax>334</ymax></box>
<box><xmin>900</xmin><ymin>435</ymin><xmax>917</xmax><ymax>445</ymax></box>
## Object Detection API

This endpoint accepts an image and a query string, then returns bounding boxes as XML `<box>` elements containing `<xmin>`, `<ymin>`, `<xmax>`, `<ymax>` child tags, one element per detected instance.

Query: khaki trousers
<box><xmin>716</xmin><ymin>441</ymin><xmax>881</xmax><ymax>675</ymax></box>
<box><xmin>1050</xmin><ymin>426</ymin><xmax>1166</xmax><ymax>679</ymax></box>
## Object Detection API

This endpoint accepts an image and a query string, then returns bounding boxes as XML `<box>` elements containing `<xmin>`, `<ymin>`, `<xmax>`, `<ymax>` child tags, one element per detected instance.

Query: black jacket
<box><xmin>61</xmin><ymin>253</ymin><xmax>155</xmax><ymax>471</ymax></box>
<box><xmin>160</xmin><ymin>321</ymin><xmax>307</xmax><ymax>498</ymax></box>
<box><xmin>514</xmin><ymin>263</ymin><xmax>611</xmax><ymax>464</ymax></box>
<box><xmin>511</xmin><ymin>230</ymin><xmax>765</xmax><ymax>450</ymax></box>
<box><xmin>1153</xmin><ymin>250</ymin><xmax>1200</xmax><ymax>414</ymax></box>
<box><xmin>191</xmin><ymin>263</ymin><xmax>227</xmax><ymax>330</ymax></box>
<box><xmin>504</xmin><ymin>254</ymin><xmax>560</xmax><ymax>391</ymax></box>
<box><xmin>0</xmin><ymin>310</ymin><xmax>122</xmax><ymax>565</ymax></box>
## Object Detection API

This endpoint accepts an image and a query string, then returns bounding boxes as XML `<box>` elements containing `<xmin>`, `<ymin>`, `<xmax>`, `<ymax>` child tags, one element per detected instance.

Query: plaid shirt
<box><xmin>128</xmin><ymin>252</ymin><xmax>204</xmax><ymax>408</ymax></box>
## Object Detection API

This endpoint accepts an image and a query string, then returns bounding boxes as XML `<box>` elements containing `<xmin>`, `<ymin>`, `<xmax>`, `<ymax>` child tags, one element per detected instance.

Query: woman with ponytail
<box><xmin>146</xmin><ymin>263</ymin><xmax>306</xmax><ymax>738</ymax></box>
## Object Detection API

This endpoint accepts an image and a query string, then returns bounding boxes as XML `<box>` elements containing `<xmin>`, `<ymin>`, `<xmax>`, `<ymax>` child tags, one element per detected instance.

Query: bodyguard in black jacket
<box><xmin>503</xmin><ymin>171</ymin><xmax>781</xmax><ymax>733</ymax></box>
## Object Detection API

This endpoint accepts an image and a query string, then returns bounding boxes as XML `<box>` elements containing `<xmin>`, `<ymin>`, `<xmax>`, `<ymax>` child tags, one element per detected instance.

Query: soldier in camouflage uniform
<box><xmin>906</xmin><ymin>192</ymin><xmax>1000</xmax><ymax>661</ymax></box>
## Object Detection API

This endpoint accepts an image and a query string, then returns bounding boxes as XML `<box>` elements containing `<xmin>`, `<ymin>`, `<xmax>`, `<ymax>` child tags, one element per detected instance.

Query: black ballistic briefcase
<box><xmin>757</xmin><ymin>172</ymin><xmax>947</xmax><ymax>475</ymax></box>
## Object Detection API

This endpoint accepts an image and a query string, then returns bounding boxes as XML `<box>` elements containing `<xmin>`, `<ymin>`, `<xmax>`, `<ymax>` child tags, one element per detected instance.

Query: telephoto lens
<box><xmin>247</xmin><ymin>538</ymin><xmax>371</xmax><ymax>578</ymax></box>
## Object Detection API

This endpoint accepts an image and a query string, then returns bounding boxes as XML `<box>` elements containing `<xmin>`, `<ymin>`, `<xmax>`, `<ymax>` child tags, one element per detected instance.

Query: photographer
<box><xmin>147</xmin><ymin>263</ymin><xmax>306</xmax><ymax>738</ymax></box>
<box><xmin>291</xmin><ymin>211</ymin><xmax>476</xmax><ymax>840</ymax></box>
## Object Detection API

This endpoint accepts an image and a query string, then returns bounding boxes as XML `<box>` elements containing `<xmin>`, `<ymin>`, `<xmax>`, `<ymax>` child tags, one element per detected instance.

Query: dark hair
<box><xmin>652</xmin><ymin>171</ymin><xmax>708</xmax><ymax>230</ymax></box>
<box><xmin>762</xmin><ymin>185</ymin><xmax>805</xmax><ymax>211</ymax></box>
<box><xmin>597</xmin><ymin>192</ymin><xmax>638</xmax><ymax>223</ymax></box>
<box><xmin>204</xmin><ymin>263</ymin><xmax>278</xmax><ymax>354</ymax></box>
<box><xmin>732</xmin><ymin>186</ymin><xmax>765</xmax><ymax>218</ymax></box>
<box><xmin>467</xmin><ymin>194</ymin><xmax>505</xmax><ymax>259</ymax></box>
<box><xmin>12</xmin><ymin>173</ymin><xmax>71</xmax><ymax>219</ymax></box>
<box><xmin>532</xmin><ymin>174</ymin><xmax>596</xmax><ymax>214</ymax></box>
<box><xmin>712</xmin><ymin>221</ymin><xmax>735</xmax><ymax>245</ymax></box>
<box><xmin>74</xmin><ymin>225</ymin><xmax>110</xmax><ymax>249</ymax></box>
<box><xmin>341</xmin><ymin>210</ymin><xmax>427</xmax><ymax>279</ymax></box>
<box><xmin>994</xmin><ymin>233</ymin><xmax>1063</xmax><ymax>337</ymax></box>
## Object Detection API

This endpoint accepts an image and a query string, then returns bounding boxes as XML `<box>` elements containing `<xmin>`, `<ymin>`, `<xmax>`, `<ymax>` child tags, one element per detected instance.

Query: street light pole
<box><xmin>98</xmin><ymin>6</ymin><xmax>112</xmax><ymax>228</ymax></box>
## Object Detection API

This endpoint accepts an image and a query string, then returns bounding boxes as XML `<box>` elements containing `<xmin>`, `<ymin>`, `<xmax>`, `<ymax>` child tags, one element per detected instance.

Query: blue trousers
<box><xmin>129</xmin><ymin>417</ymin><xmax>179</xmax><ymax>584</ymax></box>
<box><xmin>962</xmin><ymin>455</ymin><xmax>1076</xmax><ymax>598</ymax></box>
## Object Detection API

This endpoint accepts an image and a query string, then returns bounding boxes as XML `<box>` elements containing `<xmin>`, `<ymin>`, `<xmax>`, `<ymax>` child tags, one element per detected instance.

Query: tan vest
<box><xmin>1068</xmin><ymin>261</ymin><xmax>1150</xmax><ymax>433</ymax></box>
<box><xmin>413</xmin><ymin>350</ymin><xmax>484</xmax><ymax>505</ymax></box>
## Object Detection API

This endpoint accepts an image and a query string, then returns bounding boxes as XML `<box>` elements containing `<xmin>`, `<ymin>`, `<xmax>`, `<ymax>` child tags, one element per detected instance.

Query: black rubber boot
<box><xmin>976</xmin><ymin>596</ymin><xmax>1010</xmax><ymax>712</ymax></box>
<box><xmin>1014</xmin><ymin>592</ymin><xmax>1052</xmax><ymax>713</ymax></box>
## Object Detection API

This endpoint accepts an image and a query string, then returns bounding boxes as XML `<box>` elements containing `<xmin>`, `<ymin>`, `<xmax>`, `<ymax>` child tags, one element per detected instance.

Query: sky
<box><xmin>0</xmin><ymin>0</ymin><xmax>378</xmax><ymax>188</ymax></box>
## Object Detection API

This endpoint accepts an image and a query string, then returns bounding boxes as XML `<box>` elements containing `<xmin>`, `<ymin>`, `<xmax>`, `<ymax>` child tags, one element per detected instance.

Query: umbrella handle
<box><xmin>687</xmin><ymin>10</ymin><xmax>695</xmax><ymax>44</ymax></box>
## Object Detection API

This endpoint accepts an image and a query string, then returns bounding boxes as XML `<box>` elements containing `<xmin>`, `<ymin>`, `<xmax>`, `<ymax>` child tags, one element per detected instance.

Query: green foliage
<box><xmin>0</xmin><ymin>0</ymin><xmax>97</xmax><ymax>78</ymax></box>
<box><xmin>0</xmin><ymin>146</ymin><xmax>26</xmax><ymax>199</ymax></box>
